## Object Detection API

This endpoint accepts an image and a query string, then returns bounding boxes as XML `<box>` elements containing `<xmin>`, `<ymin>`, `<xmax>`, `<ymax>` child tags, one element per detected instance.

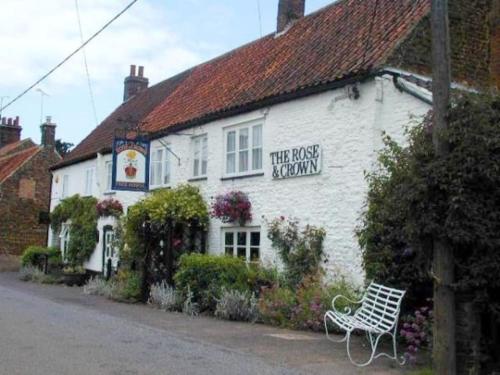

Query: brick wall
<box><xmin>0</xmin><ymin>148</ymin><xmax>60</xmax><ymax>255</ymax></box>
<box><xmin>387</xmin><ymin>0</ymin><xmax>498</xmax><ymax>90</ymax></box>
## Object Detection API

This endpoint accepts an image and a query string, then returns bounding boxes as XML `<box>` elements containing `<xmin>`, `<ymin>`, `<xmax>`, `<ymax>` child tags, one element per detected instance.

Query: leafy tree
<box><xmin>55</xmin><ymin>139</ymin><xmax>74</xmax><ymax>156</ymax></box>
<box><xmin>358</xmin><ymin>93</ymin><xmax>500</xmax><ymax>314</ymax></box>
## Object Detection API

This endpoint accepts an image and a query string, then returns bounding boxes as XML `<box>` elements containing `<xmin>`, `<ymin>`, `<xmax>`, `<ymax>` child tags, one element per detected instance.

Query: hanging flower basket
<box><xmin>96</xmin><ymin>198</ymin><xmax>124</xmax><ymax>218</ymax></box>
<box><xmin>211</xmin><ymin>191</ymin><xmax>252</xmax><ymax>226</ymax></box>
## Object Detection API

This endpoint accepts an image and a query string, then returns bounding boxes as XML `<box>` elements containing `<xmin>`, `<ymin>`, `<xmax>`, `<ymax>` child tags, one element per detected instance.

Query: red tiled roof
<box><xmin>57</xmin><ymin>0</ymin><xmax>430</xmax><ymax>169</ymax></box>
<box><xmin>0</xmin><ymin>146</ymin><xmax>40</xmax><ymax>183</ymax></box>
<box><xmin>143</xmin><ymin>0</ymin><xmax>429</xmax><ymax>133</ymax></box>
<box><xmin>0</xmin><ymin>139</ymin><xmax>36</xmax><ymax>158</ymax></box>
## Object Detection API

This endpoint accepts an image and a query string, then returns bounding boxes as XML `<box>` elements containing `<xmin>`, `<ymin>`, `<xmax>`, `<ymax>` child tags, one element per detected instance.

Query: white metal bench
<box><xmin>324</xmin><ymin>282</ymin><xmax>406</xmax><ymax>367</ymax></box>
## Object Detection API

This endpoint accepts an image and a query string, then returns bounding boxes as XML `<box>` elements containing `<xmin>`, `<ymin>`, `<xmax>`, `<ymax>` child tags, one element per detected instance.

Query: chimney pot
<box><xmin>40</xmin><ymin>116</ymin><xmax>56</xmax><ymax>148</ymax></box>
<box><xmin>123</xmin><ymin>64</ymin><xmax>149</xmax><ymax>102</ymax></box>
<box><xmin>0</xmin><ymin>115</ymin><xmax>22</xmax><ymax>146</ymax></box>
<box><xmin>277</xmin><ymin>0</ymin><xmax>305</xmax><ymax>33</ymax></box>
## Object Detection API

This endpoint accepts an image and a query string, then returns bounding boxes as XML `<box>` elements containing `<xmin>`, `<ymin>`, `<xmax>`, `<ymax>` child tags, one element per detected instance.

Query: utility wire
<box><xmin>0</xmin><ymin>0</ymin><xmax>139</xmax><ymax>113</ymax></box>
<box><xmin>256</xmin><ymin>0</ymin><xmax>263</xmax><ymax>37</ymax></box>
<box><xmin>75</xmin><ymin>0</ymin><xmax>99</xmax><ymax>127</ymax></box>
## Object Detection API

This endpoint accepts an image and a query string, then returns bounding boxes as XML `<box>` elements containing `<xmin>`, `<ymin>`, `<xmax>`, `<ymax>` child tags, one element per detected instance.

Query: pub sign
<box><xmin>271</xmin><ymin>144</ymin><xmax>321</xmax><ymax>179</ymax></box>
<box><xmin>112</xmin><ymin>137</ymin><xmax>150</xmax><ymax>191</ymax></box>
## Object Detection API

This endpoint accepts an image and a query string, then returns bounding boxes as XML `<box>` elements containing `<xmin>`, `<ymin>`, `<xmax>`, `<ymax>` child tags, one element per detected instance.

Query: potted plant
<box><xmin>96</xmin><ymin>198</ymin><xmax>124</xmax><ymax>218</ymax></box>
<box><xmin>211</xmin><ymin>191</ymin><xmax>252</xmax><ymax>226</ymax></box>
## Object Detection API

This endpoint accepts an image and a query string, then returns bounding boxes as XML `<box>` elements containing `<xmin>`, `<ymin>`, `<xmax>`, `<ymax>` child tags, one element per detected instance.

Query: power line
<box><xmin>256</xmin><ymin>0</ymin><xmax>263</xmax><ymax>37</ymax></box>
<box><xmin>75</xmin><ymin>0</ymin><xmax>99</xmax><ymax>127</ymax></box>
<box><xmin>0</xmin><ymin>0</ymin><xmax>139</xmax><ymax>113</ymax></box>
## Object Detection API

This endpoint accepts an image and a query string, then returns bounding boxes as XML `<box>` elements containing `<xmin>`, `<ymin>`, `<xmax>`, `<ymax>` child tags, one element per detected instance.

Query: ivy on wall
<box><xmin>51</xmin><ymin>195</ymin><xmax>98</xmax><ymax>267</ymax></box>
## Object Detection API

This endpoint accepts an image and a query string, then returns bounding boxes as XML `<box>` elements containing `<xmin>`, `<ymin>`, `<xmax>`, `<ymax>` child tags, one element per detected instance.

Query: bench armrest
<box><xmin>331</xmin><ymin>294</ymin><xmax>363</xmax><ymax>315</ymax></box>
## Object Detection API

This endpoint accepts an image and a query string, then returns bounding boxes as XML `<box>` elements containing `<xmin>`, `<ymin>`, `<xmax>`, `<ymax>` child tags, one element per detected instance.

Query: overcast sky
<box><xmin>0</xmin><ymin>0</ymin><xmax>333</xmax><ymax>147</ymax></box>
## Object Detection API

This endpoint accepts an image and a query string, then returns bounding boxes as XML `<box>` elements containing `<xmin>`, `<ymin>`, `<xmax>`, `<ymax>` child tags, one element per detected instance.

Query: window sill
<box><xmin>220</xmin><ymin>172</ymin><xmax>264</xmax><ymax>181</ymax></box>
<box><xmin>188</xmin><ymin>176</ymin><xmax>208</xmax><ymax>182</ymax></box>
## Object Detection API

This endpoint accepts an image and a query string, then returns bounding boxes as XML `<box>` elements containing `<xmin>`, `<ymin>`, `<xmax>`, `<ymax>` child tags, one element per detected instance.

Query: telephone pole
<box><xmin>431</xmin><ymin>0</ymin><xmax>456</xmax><ymax>374</ymax></box>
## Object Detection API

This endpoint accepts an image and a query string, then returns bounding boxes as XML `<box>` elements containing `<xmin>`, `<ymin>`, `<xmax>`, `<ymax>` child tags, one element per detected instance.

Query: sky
<box><xmin>0</xmin><ymin>0</ymin><xmax>334</xmax><ymax>147</ymax></box>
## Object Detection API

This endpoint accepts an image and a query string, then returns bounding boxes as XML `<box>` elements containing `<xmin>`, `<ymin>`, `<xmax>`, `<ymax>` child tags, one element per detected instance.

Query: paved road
<box><xmin>0</xmin><ymin>273</ymin><xmax>405</xmax><ymax>375</ymax></box>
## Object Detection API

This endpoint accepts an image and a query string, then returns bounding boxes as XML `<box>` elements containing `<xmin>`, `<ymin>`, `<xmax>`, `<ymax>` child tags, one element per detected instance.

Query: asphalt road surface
<box><xmin>0</xmin><ymin>273</ymin><xmax>405</xmax><ymax>375</ymax></box>
<box><xmin>0</xmin><ymin>284</ymin><xmax>299</xmax><ymax>375</ymax></box>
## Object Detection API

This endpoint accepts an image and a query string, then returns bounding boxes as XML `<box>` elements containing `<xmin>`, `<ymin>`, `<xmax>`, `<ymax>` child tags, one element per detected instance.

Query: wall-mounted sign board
<box><xmin>270</xmin><ymin>144</ymin><xmax>321</xmax><ymax>179</ymax></box>
<box><xmin>112</xmin><ymin>137</ymin><xmax>150</xmax><ymax>191</ymax></box>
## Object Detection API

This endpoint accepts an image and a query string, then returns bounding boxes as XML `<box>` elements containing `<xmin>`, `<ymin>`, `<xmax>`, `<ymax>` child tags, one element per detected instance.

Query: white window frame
<box><xmin>62</xmin><ymin>174</ymin><xmax>69</xmax><ymax>198</ymax></box>
<box><xmin>223</xmin><ymin>121</ymin><xmax>263</xmax><ymax>178</ymax></box>
<box><xmin>222</xmin><ymin>227</ymin><xmax>261</xmax><ymax>262</ymax></box>
<box><xmin>149</xmin><ymin>145</ymin><xmax>171</xmax><ymax>189</ymax></box>
<box><xmin>84</xmin><ymin>167</ymin><xmax>95</xmax><ymax>196</ymax></box>
<box><xmin>191</xmin><ymin>134</ymin><xmax>208</xmax><ymax>178</ymax></box>
<box><xmin>105</xmin><ymin>161</ymin><xmax>113</xmax><ymax>192</ymax></box>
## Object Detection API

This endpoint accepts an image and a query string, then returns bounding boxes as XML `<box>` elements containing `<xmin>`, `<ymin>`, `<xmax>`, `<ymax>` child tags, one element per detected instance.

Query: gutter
<box><xmin>377</xmin><ymin>68</ymin><xmax>433</xmax><ymax>105</ymax></box>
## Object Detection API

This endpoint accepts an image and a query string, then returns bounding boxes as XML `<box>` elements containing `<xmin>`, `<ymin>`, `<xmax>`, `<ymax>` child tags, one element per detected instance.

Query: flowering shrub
<box><xmin>258</xmin><ymin>286</ymin><xmax>296</xmax><ymax>327</ymax></box>
<box><xmin>266</xmin><ymin>216</ymin><xmax>326</xmax><ymax>287</ymax></box>
<box><xmin>211</xmin><ymin>191</ymin><xmax>252</xmax><ymax>225</ymax></box>
<box><xmin>290</xmin><ymin>276</ymin><xmax>358</xmax><ymax>332</ymax></box>
<box><xmin>400</xmin><ymin>305</ymin><xmax>433</xmax><ymax>364</ymax></box>
<box><xmin>96</xmin><ymin>198</ymin><xmax>123</xmax><ymax>218</ymax></box>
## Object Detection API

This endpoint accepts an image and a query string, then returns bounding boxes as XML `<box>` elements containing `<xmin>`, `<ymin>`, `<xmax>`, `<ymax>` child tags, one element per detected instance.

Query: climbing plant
<box><xmin>51</xmin><ymin>195</ymin><xmax>98</xmax><ymax>267</ymax></box>
<box><xmin>121</xmin><ymin>184</ymin><xmax>209</xmax><ymax>300</ymax></box>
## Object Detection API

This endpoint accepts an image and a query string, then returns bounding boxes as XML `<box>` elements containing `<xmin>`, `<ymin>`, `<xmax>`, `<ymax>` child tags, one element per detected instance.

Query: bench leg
<box><xmin>346</xmin><ymin>331</ymin><xmax>382</xmax><ymax>367</ymax></box>
<box><xmin>324</xmin><ymin>314</ymin><xmax>348</xmax><ymax>343</ymax></box>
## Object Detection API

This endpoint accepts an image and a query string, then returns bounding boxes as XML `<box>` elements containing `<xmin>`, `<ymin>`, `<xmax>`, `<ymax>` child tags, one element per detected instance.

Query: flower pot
<box><xmin>62</xmin><ymin>272</ymin><xmax>87</xmax><ymax>287</ymax></box>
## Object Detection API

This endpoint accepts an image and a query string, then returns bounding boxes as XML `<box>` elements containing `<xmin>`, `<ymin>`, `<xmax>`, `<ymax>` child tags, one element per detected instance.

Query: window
<box><xmin>85</xmin><ymin>168</ymin><xmax>95</xmax><ymax>196</ymax></box>
<box><xmin>150</xmin><ymin>146</ymin><xmax>170</xmax><ymax>187</ymax></box>
<box><xmin>62</xmin><ymin>175</ymin><xmax>69</xmax><ymax>198</ymax></box>
<box><xmin>105</xmin><ymin>161</ymin><xmax>113</xmax><ymax>191</ymax></box>
<box><xmin>192</xmin><ymin>135</ymin><xmax>208</xmax><ymax>177</ymax></box>
<box><xmin>223</xmin><ymin>227</ymin><xmax>260</xmax><ymax>261</ymax></box>
<box><xmin>225</xmin><ymin>124</ymin><xmax>263</xmax><ymax>176</ymax></box>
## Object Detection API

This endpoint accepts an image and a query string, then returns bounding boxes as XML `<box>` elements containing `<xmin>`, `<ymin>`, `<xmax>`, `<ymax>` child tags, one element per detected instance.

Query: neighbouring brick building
<box><xmin>0</xmin><ymin>116</ymin><xmax>61</xmax><ymax>256</ymax></box>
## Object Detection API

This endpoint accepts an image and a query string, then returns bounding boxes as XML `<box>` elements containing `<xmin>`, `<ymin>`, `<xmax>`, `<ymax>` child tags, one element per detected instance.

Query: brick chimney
<box><xmin>40</xmin><ymin>116</ymin><xmax>56</xmax><ymax>148</ymax></box>
<box><xmin>0</xmin><ymin>116</ymin><xmax>21</xmax><ymax>147</ymax></box>
<box><xmin>277</xmin><ymin>0</ymin><xmax>305</xmax><ymax>33</ymax></box>
<box><xmin>123</xmin><ymin>64</ymin><xmax>149</xmax><ymax>102</ymax></box>
<box><xmin>490</xmin><ymin>0</ymin><xmax>500</xmax><ymax>89</ymax></box>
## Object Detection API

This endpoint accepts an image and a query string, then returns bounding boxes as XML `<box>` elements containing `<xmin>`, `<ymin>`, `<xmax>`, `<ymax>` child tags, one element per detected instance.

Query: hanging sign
<box><xmin>270</xmin><ymin>144</ymin><xmax>321</xmax><ymax>179</ymax></box>
<box><xmin>112</xmin><ymin>136</ymin><xmax>150</xmax><ymax>191</ymax></box>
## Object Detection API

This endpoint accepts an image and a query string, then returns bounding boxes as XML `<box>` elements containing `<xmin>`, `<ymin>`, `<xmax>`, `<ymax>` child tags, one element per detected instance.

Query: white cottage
<box><xmin>49</xmin><ymin>0</ymin><xmax>496</xmax><ymax>285</ymax></box>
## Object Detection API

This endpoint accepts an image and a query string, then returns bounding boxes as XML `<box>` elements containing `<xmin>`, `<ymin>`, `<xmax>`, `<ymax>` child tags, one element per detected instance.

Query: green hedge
<box><xmin>21</xmin><ymin>246</ymin><xmax>61</xmax><ymax>268</ymax></box>
<box><xmin>174</xmin><ymin>254</ymin><xmax>264</xmax><ymax>312</ymax></box>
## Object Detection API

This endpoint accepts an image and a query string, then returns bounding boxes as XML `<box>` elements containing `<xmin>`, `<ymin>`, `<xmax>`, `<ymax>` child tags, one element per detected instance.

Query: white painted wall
<box><xmin>49</xmin><ymin>75</ymin><xmax>430</xmax><ymax>284</ymax></box>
